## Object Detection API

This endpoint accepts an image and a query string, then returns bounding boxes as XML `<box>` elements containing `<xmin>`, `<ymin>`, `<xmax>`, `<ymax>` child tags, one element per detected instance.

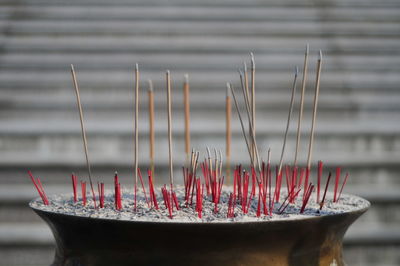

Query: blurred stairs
<box><xmin>0</xmin><ymin>0</ymin><xmax>400</xmax><ymax>265</ymax></box>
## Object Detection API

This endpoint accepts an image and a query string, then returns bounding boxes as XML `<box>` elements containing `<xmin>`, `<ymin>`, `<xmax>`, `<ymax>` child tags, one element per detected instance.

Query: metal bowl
<box><xmin>31</xmin><ymin>197</ymin><xmax>369</xmax><ymax>266</ymax></box>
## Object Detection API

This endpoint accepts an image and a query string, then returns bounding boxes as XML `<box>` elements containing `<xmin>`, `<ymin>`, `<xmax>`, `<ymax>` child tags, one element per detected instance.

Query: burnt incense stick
<box><xmin>229</xmin><ymin>83</ymin><xmax>262</xmax><ymax>172</ymax></box>
<box><xmin>294</xmin><ymin>44</ymin><xmax>309</xmax><ymax>166</ymax></box>
<box><xmin>134</xmin><ymin>63</ymin><xmax>140</xmax><ymax>210</ymax></box>
<box><xmin>242</xmin><ymin>63</ymin><xmax>253</xmax><ymax>160</ymax></box>
<box><xmin>250</xmin><ymin>53</ymin><xmax>256</xmax><ymax>167</ymax></box>
<box><xmin>206</xmin><ymin>146</ymin><xmax>213</xmax><ymax>181</ymax></box>
<box><xmin>166</xmin><ymin>70</ymin><xmax>174</xmax><ymax>189</ymax></box>
<box><xmin>278</xmin><ymin>67</ymin><xmax>299</xmax><ymax>174</ymax></box>
<box><xmin>306</xmin><ymin>50</ymin><xmax>323</xmax><ymax>170</ymax></box>
<box><xmin>70</xmin><ymin>64</ymin><xmax>96</xmax><ymax>208</ymax></box>
<box><xmin>226</xmin><ymin>85</ymin><xmax>231</xmax><ymax>183</ymax></box>
<box><xmin>183</xmin><ymin>74</ymin><xmax>191</xmax><ymax>164</ymax></box>
<box><xmin>148</xmin><ymin>80</ymin><xmax>155</xmax><ymax>174</ymax></box>
<box><xmin>228</xmin><ymin>83</ymin><xmax>252</xmax><ymax>166</ymax></box>
<box><xmin>243</xmin><ymin>63</ymin><xmax>250</xmax><ymax>107</ymax></box>
<box><xmin>238</xmin><ymin>70</ymin><xmax>252</xmax><ymax>115</ymax></box>
<box><xmin>236</xmin><ymin>74</ymin><xmax>261</xmax><ymax>172</ymax></box>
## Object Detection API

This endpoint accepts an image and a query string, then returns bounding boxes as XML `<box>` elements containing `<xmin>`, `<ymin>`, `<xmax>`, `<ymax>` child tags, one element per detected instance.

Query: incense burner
<box><xmin>31</xmin><ymin>196</ymin><xmax>369</xmax><ymax>266</ymax></box>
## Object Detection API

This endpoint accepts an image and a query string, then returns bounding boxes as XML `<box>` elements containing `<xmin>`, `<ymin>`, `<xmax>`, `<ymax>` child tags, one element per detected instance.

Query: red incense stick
<box><xmin>28</xmin><ymin>171</ymin><xmax>49</xmax><ymax>205</ymax></box>
<box><xmin>71</xmin><ymin>174</ymin><xmax>78</xmax><ymax>203</ymax></box>
<box><xmin>137</xmin><ymin>168</ymin><xmax>150</xmax><ymax>207</ymax></box>
<box><xmin>333</xmin><ymin>167</ymin><xmax>341</xmax><ymax>202</ymax></box>
<box><xmin>81</xmin><ymin>181</ymin><xmax>87</xmax><ymax>206</ymax></box>
<box><xmin>337</xmin><ymin>172</ymin><xmax>349</xmax><ymax>202</ymax></box>
<box><xmin>317</xmin><ymin>161</ymin><xmax>323</xmax><ymax>203</ymax></box>
<box><xmin>320</xmin><ymin>172</ymin><xmax>332</xmax><ymax>210</ymax></box>
<box><xmin>300</xmin><ymin>183</ymin><xmax>314</xmax><ymax>213</ymax></box>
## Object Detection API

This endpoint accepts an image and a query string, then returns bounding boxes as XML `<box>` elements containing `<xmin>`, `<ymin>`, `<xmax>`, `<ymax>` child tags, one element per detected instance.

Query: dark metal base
<box><xmin>31</xmin><ymin>202</ymin><xmax>368</xmax><ymax>266</ymax></box>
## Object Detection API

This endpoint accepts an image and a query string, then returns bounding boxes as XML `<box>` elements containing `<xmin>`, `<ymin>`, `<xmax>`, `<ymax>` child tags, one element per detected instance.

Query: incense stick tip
<box><xmin>295</xmin><ymin>66</ymin><xmax>299</xmax><ymax>77</ymax></box>
<box><xmin>148</xmin><ymin>79</ymin><xmax>153</xmax><ymax>91</ymax></box>
<box><xmin>184</xmin><ymin>73</ymin><xmax>189</xmax><ymax>83</ymax></box>
<box><xmin>318</xmin><ymin>50</ymin><xmax>322</xmax><ymax>61</ymax></box>
<box><xmin>206</xmin><ymin>147</ymin><xmax>211</xmax><ymax>158</ymax></box>
<box><xmin>306</xmin><ymin>43</ymin><xmax>309</xmax><ymax>53</ymax></box>
<box><xmin>135</xmin><ymin>63</ymin><xmax>139</xmax><ymax>71</ymax></box>
<box><xmin>70</xmin><ymin>64</ymin><xmax>75</xmax><ymax>71</ymax></box>
<box><xmin>250</xmin><ymin>52</ymin><xmax>255</xmax><ymax>65</ymax></box>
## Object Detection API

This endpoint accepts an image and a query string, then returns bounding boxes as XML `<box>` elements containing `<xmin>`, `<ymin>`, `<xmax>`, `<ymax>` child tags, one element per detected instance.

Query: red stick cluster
<box><xmin>28</xmin><ymin>160</ymin><xmax>351</xmax><ymax>219</ymax></box>
<box><xmin>28</xmin><ymin>171</ymin><xmax>49</xmax><ymax>205</ymax></box>
<box><xmin>71</xmin><ymin>174</ymin><xmax>78</xmax><ymax>203</ymax></box>
<box><xmin>97</xmin><ymin>182</ymin><xmax>105</xmax><ymax>208</ymax></box>
<box><xmin>148</xmin><ymin>170</ymin><xmax>159</xmax><ymax>209</ymax></box>
<box><xmin>183</xmin><ymin>166</ymin><xmax>196</xmax><ymax>205</ymax></box>
<box><xmin>161</xmin><ymin>185</ymin><xmax>173</xmax><ymax>219</ymax></box>
<box><xmin>195</xmin><ymin>178</ymin><xmax>204</xmax><ymax>218</ymax></box>
<box><xmin>81</xmin><ymin>181</ymin><xmax>87</xmax><ymax>206</ymax></box>
<box><xmin>114</xmin><ymin>173</ymin><xmax>122</xmax><ymax>210</ymax></box>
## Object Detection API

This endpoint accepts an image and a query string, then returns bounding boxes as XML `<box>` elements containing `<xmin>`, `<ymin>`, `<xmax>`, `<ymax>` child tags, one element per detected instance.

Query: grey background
<box><xmin>0</xmin><ymin>0</ymin><xmax>399</xmax><ymax>265</ymax></box>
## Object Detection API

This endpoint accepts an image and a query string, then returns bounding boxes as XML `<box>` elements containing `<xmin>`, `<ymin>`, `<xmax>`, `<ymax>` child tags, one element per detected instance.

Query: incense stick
<box><xmin>306</xmin><ymin>50</ymin><xmax>323</xmax><ymax>170</ymax></box>
<box><xmin>278</xmin><ymin>67</ymin><xmax>299</xmax><ymax>174</ymax></box>
<box><xmin>238</xmin><ymin>70</ymin><xmax>252</xmax><ymax>116</ymax></box>
<box><xmin>148</xmin><ymin>80</ymin><xmax>155</xmax><ymax>174</ymax></box>
<box><xmin>70</xmin><ymin>64</ymin><xmax>96</xmax><ymax>208</ymax></box>
<box><xmin>242</xmin><ymin>63</ymin><xmax>253</xmax><ymax>161</ymax></box>
<box><xmin>226</xmin><ymin>85</ymin><xmax>231</xmax><ymax>183</ymax></box>
<box><xmin>166</xmin><ymin>70</ymin><xmax>174</xmax><ymax>189</ymax></box>
<box><xmin>229</xmin><ymin>83</ymin><xmax>258</xmax><ymax>170</ymax></box>
<box><xmin>294</xmin><ymin>44</ymin><xmax>309</xmax><ymax>166</ymax></box>
<box><xmin>134</xmin><ymin>63</ymin><xmax>139</xmax><ymax>210</ymax></box>
<box><xmin>250</xmin><ymin>53</ymin><xmax>256</xmax><ymax>168</ymax></box>
<box><xmin>183</xmin><ymin>74</ymin><xmax>191</xmax><ymax>164</ymax></box>
<box><xmin>237</xmin><ymin>74</ymin><xmax>261</xmax><ymax>172</ymax></box>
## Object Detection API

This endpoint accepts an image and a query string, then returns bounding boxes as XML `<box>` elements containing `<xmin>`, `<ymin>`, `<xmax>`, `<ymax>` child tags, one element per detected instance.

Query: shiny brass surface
<box><xmin>31</xmin><ymin>203</ymin><xmax>368</xmax><ymax>266</ymax></box>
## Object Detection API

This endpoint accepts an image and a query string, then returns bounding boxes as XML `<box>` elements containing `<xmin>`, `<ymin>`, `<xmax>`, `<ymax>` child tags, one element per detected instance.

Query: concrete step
<box><xmin>0</xmin><ymin>70</ymin><xmax>398</xmax><ymax>93</ymax></box>
<box><xmin>2</xmin><ymin>36</ymin><xmax>399</xmax><ymax>55</ymax></box>
<box><xmin>2</xmin><ymin>91</ymin><xmax>399</xmax><ymax>116</ymax></box>
<box><xmin>1</xmin><ymin>0</ymin><xmax>399</xmax><ymax>8</ymax></box>
<box><xmin>2</xmin><ymin>20</ymin><xmax>399</xmax><ymax>37</ymax></box>
<box><xmin>0</xmin><ymin>117</ymin><xmax>398</xmax><ymax>149</ymax></box>
<box><xmin>1</xmin><ymin>6</ymin><xmax>399</xmax><ymax>22</ymax></box>
<box><xmin>1</xmin><ymin>53</ymin><xmax>399</xmax><ymax>72</ymax></box>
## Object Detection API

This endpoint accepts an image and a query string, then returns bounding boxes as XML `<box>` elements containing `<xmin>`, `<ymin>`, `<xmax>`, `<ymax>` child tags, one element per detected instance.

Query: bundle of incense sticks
<box><xmin>28</xmin><ymin>47</ymin><xmax>352</xmax><ymax>219</ymax></box>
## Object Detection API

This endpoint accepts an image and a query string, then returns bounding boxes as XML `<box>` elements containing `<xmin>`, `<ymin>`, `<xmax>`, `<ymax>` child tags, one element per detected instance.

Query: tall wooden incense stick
<box><xmin>243</xmin><ymin>63</ymin><xmax>253</xmax><ymax>161</ymax></box>
<box><xmin>250</xmin><ymin>53</ymin><xmax>256</xmax><ymax>167</ymax></box>
<box><xmin>183</xmin><ymin>74</ymin><xmax>191</xmax><ymax>165</ymax></box>
<box><xmin>229</xmin><ymin>83</ymin><xmax>261</xmax><ymax>173</ymax></box>
<box><xmin>148</xmin><ymin>80</ymin><xmax>155</xmax><ymax>174</ymax></box>
<box><xmin>278</xmin><ymin>67</ymin><xmax>299</xmax><ymax>174</ymax></box>
<box><xmin>238</xmin><ymin>71</ymin><xmax>261</xmax><ymax>172</ymax></box>
<box><xmin>134</xmin><ymin>63</ymin><xmax>139</xmax><ymax>211</ymax></box>
<box><xmin>166</xmin><ymin>70</ymin><xmax>174</xmax><ymax>190</ymax></box>
<box><xmin>70</xmin><ymin>64</ymin><xmax>96</xmax><ymax>208</ymax></box>
<box><xmin>228</xmin><ymin>83</ymin><xmax>253</xmax><ymax>167</ymax></box>
<box><xmin>306</xmin><ymin>50</ymin><xmax>323</xmax><ymax>170</ymax></box>
<box><xmin>225</xmin><ymin>85</ymin><xmax>231</xmax><ymax>183</ymax></box>
<box><xmin>294</xmin><ymin>44</ymin><xmax>309</xmax><ymax>166</ymax></box>
<box><xmin>238</xmin><ymin>70</ymin><xmax>251</xmax><ymax>114</ymax></box>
